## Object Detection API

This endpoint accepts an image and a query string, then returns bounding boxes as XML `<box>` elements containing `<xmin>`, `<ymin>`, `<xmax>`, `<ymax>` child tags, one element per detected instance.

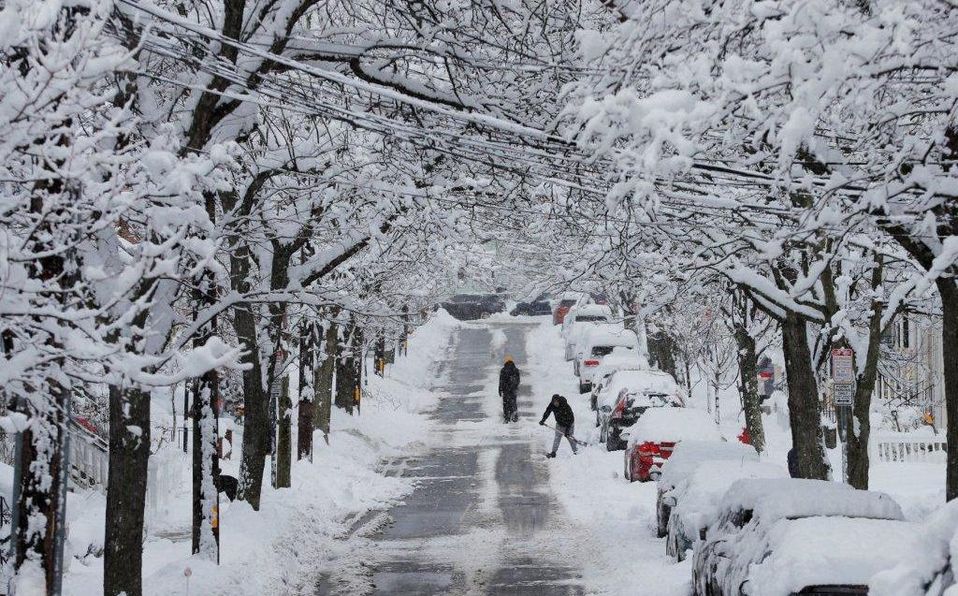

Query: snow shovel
<box><xmin>540</xmin><ymin>422</ymin><xmax>590</xmax><ymax>448</ymax></box>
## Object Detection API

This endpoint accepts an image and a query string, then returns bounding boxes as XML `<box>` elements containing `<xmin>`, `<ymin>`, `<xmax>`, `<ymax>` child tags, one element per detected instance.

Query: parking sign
<box><xmin>831</xmin><ymin>349</ymin><xmax>854</xmax><ymax>384</ymax></box>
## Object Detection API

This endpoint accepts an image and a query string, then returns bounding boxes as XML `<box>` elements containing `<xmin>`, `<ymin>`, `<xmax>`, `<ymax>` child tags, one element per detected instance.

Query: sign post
<box><xmin>831</xmin><ymin>348</ymin><xmax>855</xmax><ymax>484</ymax></box>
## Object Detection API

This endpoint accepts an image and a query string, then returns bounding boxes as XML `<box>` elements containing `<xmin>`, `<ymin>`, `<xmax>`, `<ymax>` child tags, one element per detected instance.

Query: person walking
<box><xmin>498</xmin><ymin>355</ymin><xmax>520</xmax><ymax>423</ymax></box>
<box><xmin>539</xmin><ymin>394</ymin><xmax>577</xmax><ymax>457</ymax></box>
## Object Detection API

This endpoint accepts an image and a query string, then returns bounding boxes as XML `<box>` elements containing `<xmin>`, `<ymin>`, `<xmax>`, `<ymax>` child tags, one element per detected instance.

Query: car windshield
<box><xmin>449</xmin><ymin>295</ymin><xmax>480</xmax><ymax>303</ymax></box>
<box><xmin>576</xmin><ymin>315</ymin><xmax>607</xmax><ymax>322</ymax></box>
<box><xmin>559</xmin><ymin>299</ymin><xmax>577</xmax><ymax>307</ymax></box>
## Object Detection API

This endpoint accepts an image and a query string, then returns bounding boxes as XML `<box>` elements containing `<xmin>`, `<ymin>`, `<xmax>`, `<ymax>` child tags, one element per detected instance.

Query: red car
<box><xmin>552</xmin><ymin>298</ymin><xmax>578</xmax><ymax>325</ymax></box>
<box><xmin>623</xmin><ymin>408</ymin><xmax>723</xmax><ymax>482</ymax></box>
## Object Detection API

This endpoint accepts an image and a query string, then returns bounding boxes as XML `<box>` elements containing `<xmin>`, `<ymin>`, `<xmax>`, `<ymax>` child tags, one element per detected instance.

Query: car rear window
<box><xmin>577</xmin><ymin>315</ymin><xmax>607</xmax><ymax>322</ymax></box>
<box><xmin>560</xmin><ymin>299</ymin><xmax>577</xmax><ymax>307</ymax></box>
<box><xmin>592</xmin><ymin>346</ymin><xmax>616</xmax><ymax>357</ymax></box>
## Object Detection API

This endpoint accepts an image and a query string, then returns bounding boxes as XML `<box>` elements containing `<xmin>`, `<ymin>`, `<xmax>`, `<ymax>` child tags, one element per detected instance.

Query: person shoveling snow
<box><xmin>499</xmin><ymin>355</ymin><xmax>520</xmax><ymax>423</ymax></box>
<box><xmin>539</xmin><ymin>394</ymin><xmax>578</xmax><ymax>457</ymax></box>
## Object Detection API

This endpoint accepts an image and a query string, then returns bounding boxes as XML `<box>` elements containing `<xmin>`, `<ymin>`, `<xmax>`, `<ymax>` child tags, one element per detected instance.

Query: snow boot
<box><xmin>545</xmin><ymin>451</ymin><xmax>556</xmax><ymax>459</ymax></box>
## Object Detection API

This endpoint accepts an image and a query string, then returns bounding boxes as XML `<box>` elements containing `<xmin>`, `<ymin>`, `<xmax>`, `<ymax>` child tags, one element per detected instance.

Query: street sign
<box><xmin>834</xmin><ymin>383</ymin><xmax>854</xmax><ymax>406</ymax></box>
<box><xmin>831</xmin><ymin>348</ymin><xmax>854</xmax><ymax>384</ymax></box>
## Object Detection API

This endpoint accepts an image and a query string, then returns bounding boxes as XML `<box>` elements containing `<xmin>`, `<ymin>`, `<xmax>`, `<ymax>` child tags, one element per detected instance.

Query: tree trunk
<box><xmin>335</xmin><ymin>319</ymin><xmax>357</xmax><ymax>413</ymax></box>
<box><xmin>191</xmin><ymin>283</ymin><xmax>220</xmax><ymax>560</ymax></box>
<box><xmin>732</xmin><ymin>302</ymin><xmax>766</xmax><ymax>453</ymax></box>
<box><xmin>647</xmin><ymin>329</ymin><xmax>678</xmax><ymax>380</ymax></box>
<box><xmin>781</xmin><ymin>311</ymin><xmax>830</xmax><ymax>480</ymax></box>
<box><xmin>297</xmin><ymin>322</ymin><xmax>315</xmax><ymax>460</ymax></box>
<box><xmin>939</xmin><ymin>278</ymin><xmax>958</xmax><ymax>501</ymax></box>
<box><xmin>104</xmin><ymin>385</ymin><xmax>151</xmax><ymax>596</ymax></box>
<box><xmin>12</xmin><ymin>383</ymin><xmax>69</xmax><ymax>595</ymax></box>
<box><xmin>235</xmin><ymin>305</ymin><xmax>268</xmax><ymax>510</ymax></box>
<box><xmin>843</xmin><ymin>262</ymin><xmax>885</xmax><ymax>490</ymax></box>
<box><xmin>314</xmin><ymin>319</ymin><xmax>336</xmax><ymax>441</ymax></box>
<box><xmin>275</xmin><ymin>377</ymin><xmax>292</xmax><ymax>487</ymax></box>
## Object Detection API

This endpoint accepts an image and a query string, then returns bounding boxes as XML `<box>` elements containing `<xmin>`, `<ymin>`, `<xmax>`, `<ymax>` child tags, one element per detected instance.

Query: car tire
<box><xmin>578</xmin><ymin>381</ymin><xmax>589</xmax><ymax>394</ymax></box>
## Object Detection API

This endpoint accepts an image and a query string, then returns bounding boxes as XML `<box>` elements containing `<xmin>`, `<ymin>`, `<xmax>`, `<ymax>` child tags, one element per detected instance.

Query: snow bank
<box><xmin>61</xmin><ymin>311</ymin><xmax>458</xmax><ymax>596</ymax></box>
<box><xmin>627</xmin><ymin>408</ymin><xmax>723</xmax><ymax>446</ymax></box>
<box><xmin>718</xmin><ymin>478</ymin><xmax>904</xmax><ymax>523</ymax></box>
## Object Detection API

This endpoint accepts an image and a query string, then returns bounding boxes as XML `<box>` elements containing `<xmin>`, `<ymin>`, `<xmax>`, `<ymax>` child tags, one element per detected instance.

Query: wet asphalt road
<box><xmin>318</xmin><ymin>322</ymin><xmax>584</xmax><ymax>595</ymax></box>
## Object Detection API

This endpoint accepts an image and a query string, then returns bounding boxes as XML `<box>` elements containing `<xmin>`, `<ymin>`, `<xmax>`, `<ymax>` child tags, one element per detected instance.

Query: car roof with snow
<box><xmin>738</xmin><ymin>517</ymin><xmax>922</xmax><ymax>596</ymax></box>
<box><xmin>593</xmin><ymin>348</ymin><xmax>649</xmax><ymax>377</ymax></box>
<box><xmin>626</xmin><ymin>407</ymin><xmax>723</xmax><ymax>446</ymax></box>
<box><xmin>717</xmin><ymin>478</ymin><xmax>904</xmax><ymax>524</ymax></box>
<box><xmin>570</xmin><ymin>303</ymin><xmax>613</xmax><ymax>318</ymax></box>
<box><xmin>659</xmin><ymin>440</ymin><xmax>760</xmax><ymax>490</ymax></box>
<box><xmin>580</xmin><ymin>326</ymin><xmax>638</xmax><ymax>348</ymax></box>
<box><xmin>669</xmin><ymin>461</ymin><xmax>787</xmax><ymax>536</ymax></box>
<box><xmin>602</xmin><ymin>369</ymin><xmax>679</xmax><ymax>395</ymax></box>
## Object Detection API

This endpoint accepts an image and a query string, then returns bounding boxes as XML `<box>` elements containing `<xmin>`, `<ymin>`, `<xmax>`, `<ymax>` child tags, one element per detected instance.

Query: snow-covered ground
<box><xmin>62</xmin><ymin>311</ymin><xmax>462</xmax><ymax>596</ymax></box>
<box><xmin>57</xmin><ymin>312</ymin><xmax>949</xmax><ymax>596</ymax></box>
<box><xmin>525</xmin><ymin>321</ymin><xmax>691</xmax><ymax>596</ymax></box>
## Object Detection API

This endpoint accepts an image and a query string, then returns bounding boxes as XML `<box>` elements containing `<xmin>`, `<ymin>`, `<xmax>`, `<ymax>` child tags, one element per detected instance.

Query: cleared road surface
<box><xmin>318</xmin><ymin>322</ymin><xmax>586</xmax><ymax>595</ymax></box>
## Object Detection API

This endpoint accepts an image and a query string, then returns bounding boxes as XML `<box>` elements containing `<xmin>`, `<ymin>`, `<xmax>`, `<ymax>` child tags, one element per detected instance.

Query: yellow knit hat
<box><xmin>504</xmin><ymin>355</ymin><xmax>514</xmax><ymax>363</ymax></box>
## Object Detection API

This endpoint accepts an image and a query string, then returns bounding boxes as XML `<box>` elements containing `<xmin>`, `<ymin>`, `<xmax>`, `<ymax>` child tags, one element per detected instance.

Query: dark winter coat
<box><xmin>540</xmin><ymin>395</ymin><xmax>574</xmax><ymax>428</ymax></box>
<box><xmin>499</xmin><ymin>362</ymin><xmax>520</xmax><ymax>396</ymax></box>
<box><xmin>787</xmin><ymin>448</ymin><xmax>799</xmax><ymax>478</ymax></box>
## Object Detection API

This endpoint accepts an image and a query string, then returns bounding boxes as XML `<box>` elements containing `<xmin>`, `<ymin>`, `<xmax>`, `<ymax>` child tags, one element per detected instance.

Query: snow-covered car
<box><xmin>665</xmin><ymin>460</ymin><xmax>786</xmax><ymax>561</ymax></box>
<box><xmin>552</xmin><ymin>297</ymin><xmax>578</xmax><ymax>325</ymax></box>
<box><xmin>870</xmin><ymin>500</ymin><xmax>958</xmax><ymax>596</ymax></box>
<box><xmin>594</xmin><ymin>370</ymin><xmax>684</xmax><ymax>451</ymax></box>
<box><xmin>692</xmin><ymin>478</ymin><xmax>913</xmax><ymax>596</ymax></box>
<box><xmin>623</xmin><ymin>408</ymin><xmax>721</xmax><ymax>481</ymax></box>
<box><xmin>511</xmin><ymin>292</ymin><xmax>552</xmax><ymax>316</ymax></box>
<box><xmin>588</xmin><ymin>348</ymin><xmax>649</xmax><ymax>397</ymax></box>
<box><xmin>574</xmin><ymin>327</ymin><xmax>641</xmax><ymax>392</ymax></box>
<box><xmin>561</xmin><ymin>305</ymin><xmax>615</xmax><ymax>360</ymax></box>
<box><xmin>656</xmin><ymin>440</ymin><xmax>760</xmax><ymax>538</ymax></box>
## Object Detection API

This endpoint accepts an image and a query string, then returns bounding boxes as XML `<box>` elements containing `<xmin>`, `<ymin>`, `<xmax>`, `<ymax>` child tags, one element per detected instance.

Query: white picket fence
<box><xmin>869</xmin><ymin>431</ymin><xmax>947</xmax><ymax>464</ymax></box>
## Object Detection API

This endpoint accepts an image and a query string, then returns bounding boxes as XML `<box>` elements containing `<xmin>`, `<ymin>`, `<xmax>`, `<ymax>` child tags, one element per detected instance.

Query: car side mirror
<box><xmin>663</xmin><ymin>495</ymin><xmax>677</xmax><ymax>508</ymax></box>
<box><xmin>600</xmin><ymin>405</ymin><xmax>611</xmax><ymax>413</ymax></box>
<box><xmin>620</xmin><ymin>430</ymin><xmax>631</xmax><ymax>440</ymax></box>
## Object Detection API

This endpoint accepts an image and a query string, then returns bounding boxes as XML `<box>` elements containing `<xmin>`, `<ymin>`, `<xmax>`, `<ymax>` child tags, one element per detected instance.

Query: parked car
<box><xmin>693</xmin><ymin>478</ymin><xmax>913</xmax><ymax>596</ymax></box>
<box><xmin>870</xmin><ymin>500</ymin><xmax>958</xmax><ymax>596</ymax></box>
<box><xmin>562</xmin><ymin>304</ymin><xmax>615</xmax><ymax>360</ymax></box>
<box><xmin>656</xmin><ymin>440</ymin><xmax>761</xmax><ymax>538</ymax></box>
<box><xmin>440</xmin><ymin>293</ymin><xmax>505</xmax><ymax>320</ymax></box>
<box><xmin>575</xmin><ymin>327</ymin><xmax>641</xmax><ymax>391</ymax></box>
<box><xmin>665</xmin><ymin>459</ymin><xmax>786</xmax><ymax>561</ymax></box>
<box><xmin>623</xmin><ymin>407</ymin><xmax>722</xmax><ymax>481</ymax></box>
<box><xmin>594</xmin><ymin>370</ymin><xmax>683</xmax><ymax>451</ymax></box>
<box><xmin>511</xmin><ymin>292</ymin><xmax>552</xmax><ymax>316</ymax></box>
<box><xmin>552</xmin><ymin>298</ymin><xmax>577</xmax><ymax>325</ymax></box>
<box><xmin>588</xmin><ymin>348</ymin><xmax>649</xmax><ymax>392</ymax></box>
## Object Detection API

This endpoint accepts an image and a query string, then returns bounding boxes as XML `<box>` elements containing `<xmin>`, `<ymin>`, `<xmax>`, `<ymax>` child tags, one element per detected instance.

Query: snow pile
<box><xmin>739</xmin><ymin>517</ymin><xmax>923</xmax><ymax>596</ymax></box>
<box><xmin>627</xmin><ymin>408</ymin><xmax>722</xmax><ymax>446</ymax></box>
<box><xmin>719</xmin><ymin>478</ymin><xmax>904</xmax><ymax>523</ymax></box>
